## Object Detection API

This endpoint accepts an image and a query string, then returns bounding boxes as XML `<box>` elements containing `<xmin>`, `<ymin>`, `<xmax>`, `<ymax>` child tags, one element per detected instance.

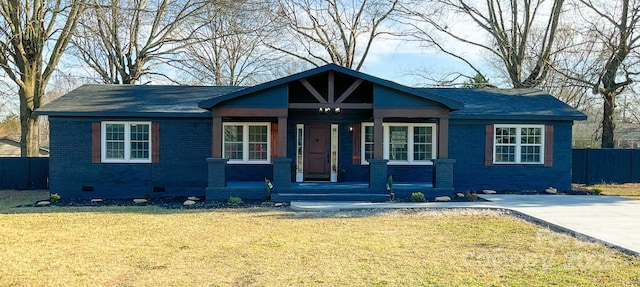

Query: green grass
<box><xmin>1</xmin><ymin>190</ymin><xmax>639</xmax><ymax>286</ymax></box>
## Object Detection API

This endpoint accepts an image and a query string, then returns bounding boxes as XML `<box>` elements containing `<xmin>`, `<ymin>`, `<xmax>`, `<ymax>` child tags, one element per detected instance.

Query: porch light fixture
<box><xmin>319</xmin><ymin>107</ymin><xmax>331</xmax><ymax>113</ymax></box>
<box><xmin>334</xmin><ymin>107</ymin><xmax>341</xmax><ymax>114</ymax></box>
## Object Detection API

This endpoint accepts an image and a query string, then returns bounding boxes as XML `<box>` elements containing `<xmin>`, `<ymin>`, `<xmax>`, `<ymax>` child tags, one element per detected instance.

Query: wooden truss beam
<box><xmin>335</xmin><ymin>79</ymin><xmax>363</xmax><ymax>103</ymax></box>
<box><xmin>299</xmin><ymin>79</ymin><xmax>327</xmax><ymax>103</ymax></box>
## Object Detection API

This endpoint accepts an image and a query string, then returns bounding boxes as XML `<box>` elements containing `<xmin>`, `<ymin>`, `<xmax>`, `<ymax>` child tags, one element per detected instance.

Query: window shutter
<box><xmin>352</xmin><ymin>124</ymin><xmax>361</xmax><ymax>165</ymax></box>
<box><xmin>152</xmin><ymin>122</ymin><xmax>160</xmax><ymax>163</ymax></box>
<box><xmin>544</xmin><ymin>125</ymin><xmax>553</xmax><ymax>167</ymax></box>
<box><xmin>92</xmin><ymin>122</ymin><xmax>101</xmax><ymax>163</ymax></box>
<box><xmin>271</xmin><ymin>123</ymin><xmax>278</xmax><ymax>159</ymax></box>
<box><xmin>485</xmin><ymin>124</ymin><xmax>494</xmax><ymax>166</ymax></box>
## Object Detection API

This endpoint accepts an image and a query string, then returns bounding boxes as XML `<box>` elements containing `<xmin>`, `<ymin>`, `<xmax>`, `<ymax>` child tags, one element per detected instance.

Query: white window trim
<box><xmin>493</xmin><ymin>124</ymin><xmax>545</xmax><ymax>165</ymax></box>
<box><xmin>101</xmin><ymin>121</ymin><xmax>152</xmax><ymax>164</ymax></box>
<box><xmin>330</xmin><ymin>124</ymin><xmax>339</xmax><ymax>182</ymax></box>
<box><xmin>223</xmin><ymin>122</ymin><xmax>271</xmax><ymax>164</ymax></box>
<box><xmin>295</xmin><ymin>124</ymin><xmax>304</xmax><ymax>182</ymax></box>
<box><xmin>361</xmin><ymin>122</ymin><xmax>437</xmax><ymax>165</ymax></box>
<box><xmin>361</xmin><ymin>123</ymin><xmax>374</xmax><ymax>165</ymax></box>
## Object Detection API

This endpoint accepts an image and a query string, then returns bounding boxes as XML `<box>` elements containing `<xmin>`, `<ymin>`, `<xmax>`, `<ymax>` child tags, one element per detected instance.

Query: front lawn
<box><xmin>583</xmin><ymin>183</ymin><xmax>640</xmax><ymax>199</ymax></box>
<box><xmin>0</xmin><ymin>191</ymin><xmax>638</xmax><ymax>286</ymax></box>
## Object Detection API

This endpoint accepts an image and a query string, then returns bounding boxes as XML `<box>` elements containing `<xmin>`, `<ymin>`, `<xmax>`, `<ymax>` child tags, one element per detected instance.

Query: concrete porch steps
<box><xmin>271</xmin><ymin>192</ymin><xmax>390</xmax><ymax>202</ymax></box>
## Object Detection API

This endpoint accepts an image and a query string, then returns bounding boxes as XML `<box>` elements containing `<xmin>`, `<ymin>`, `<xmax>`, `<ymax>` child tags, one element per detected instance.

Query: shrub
<box><xmin>228</xmin><ymin>196</ymin><xmax>243</xmax><ymax>205</ymax></box>
<box><xmin>591</xmin><ymin>188</ymin><xmax>602</xmax><ymax>195</ymax></box>
<box><xmin>410</xmin><ymin>192</ymin><xmax>425</xmax><ymax>202</ymax></box>
<box><xmin>464</xmin><ymin>191</ymin><xmax>478</xmax><ymax>202</ymax></box>
<box><xmin>49</xmin><ymin>193</ymin><xmax>61</xmax><ymax>203</ymax></box>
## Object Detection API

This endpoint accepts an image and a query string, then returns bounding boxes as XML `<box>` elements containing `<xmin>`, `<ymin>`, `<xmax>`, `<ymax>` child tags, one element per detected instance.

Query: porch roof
<box><xmin>197</xmin><ymin>64</ymin><xmax>465</xmax><ymax>111</ymax></box>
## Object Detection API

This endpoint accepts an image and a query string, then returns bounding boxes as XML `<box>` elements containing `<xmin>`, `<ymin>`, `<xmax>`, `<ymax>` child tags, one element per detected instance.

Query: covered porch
<box><xmin>199</xmin><ymin>65</ymin><xmax>461</xmax><ymax>201</ymax></box>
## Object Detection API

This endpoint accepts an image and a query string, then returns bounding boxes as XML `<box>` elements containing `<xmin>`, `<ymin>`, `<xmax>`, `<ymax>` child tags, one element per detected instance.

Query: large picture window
<box><xmin>361</xmin><ymin>123</ymin><xmax>436</xmax><ymax>165</ymax></box>
<box><xmin>223</xmin><ymin>123</ymin><xmax>270</xmax><ymax>164</ymax></box>
<box><xmin>101</xmin><ymin>122</ymin><xmax>151</xmax><ymax>163</ymax></box>
<box><xmin>494</xmin><ymin>125</ymin><xmax>544</xmax><ymax>164</ymax></box>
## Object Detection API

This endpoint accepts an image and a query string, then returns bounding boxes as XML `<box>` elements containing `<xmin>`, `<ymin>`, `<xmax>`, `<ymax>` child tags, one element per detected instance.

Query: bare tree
<box><xmin>267</xmin><ymin>0</ymin><xmax>400</xmax><ymax>71</ymax></box>
<box><xmin>551</xmin><ymin>0</ymin><xmax>640</xmax><ymax>148</ymax></box>
<box><xmin>0</xmin><ymin>75</ymin><xmax>15</xmax><ymax>114</ymax></box>
<box><xmin>175</xmin><ymin>1</ymin><xmax>283</xmax><ymax>86</ymax></box>
<box><xmin>71</xmin><ymin>0</ymin><xmax>206</xmax><ymax>84</ymax></box>
<box><xmin>0</xmin><ymin>0</ymin><xmax>85</xmax><ymax>156</ymax></box>
<box><xmin>400</xmin><ymin>0</ymin><xmax>565</xmax><ymax>88</ymax></box>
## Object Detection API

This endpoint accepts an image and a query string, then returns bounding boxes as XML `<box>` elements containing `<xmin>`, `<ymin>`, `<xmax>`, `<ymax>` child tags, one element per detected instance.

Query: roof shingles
<box><xmin>36</xmin><ymin>70</ymin><xmax>585</xmax><ymax>122</ymax></box>
<box><xmin>36</xmin><ymin>85</ymin><xmax>246</xmax><ymax>118</ymax></box>
<box><xmin>421</xmin><ymin>88</ymin><xmax>586</xmax><ymax>121</ymax></box>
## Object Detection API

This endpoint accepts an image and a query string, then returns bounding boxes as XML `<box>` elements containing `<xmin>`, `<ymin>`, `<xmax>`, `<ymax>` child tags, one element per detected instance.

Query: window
<box><xmin>223</xmin><ymin>123</ymin><xmax>270</xmax><ymax>163</ymax></box>
<box><xmin>361</xmin><ymin>123</ymin><xmax>436</xmax><ymax>165</ymax></box>
<box><xmin>388</xmin><ymin>126</ymin><xmax>408</xmax><ymax>161</ymax></box>
<box><xmin>494</xmin><ymin>125</ymin><xmax>544</xmax><ymax>164</ymax></box>
<box><xmin>102</xmin><ymin>122</ymin><xmax>151</xmax><ymax>163</ymax></box>
<box><xmin>413</xmin><ymin>126</ymin><xmax>433</xmax><ymax>161</ymax></box>
<box><xmin>363</xmin><ymin>124</ymin><xmax>374</xmax><ymax>162</ymax></box>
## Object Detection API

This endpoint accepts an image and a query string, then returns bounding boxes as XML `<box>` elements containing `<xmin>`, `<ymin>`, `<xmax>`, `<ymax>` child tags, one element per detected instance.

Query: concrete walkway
<box><xmin>290</xmin><ymin>195</ymin><xmax>640</xmax><ymax>256</ymax></box>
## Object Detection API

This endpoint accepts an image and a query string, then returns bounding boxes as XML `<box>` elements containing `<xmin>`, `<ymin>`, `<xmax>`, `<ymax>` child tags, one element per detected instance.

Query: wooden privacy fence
<box><xmin>0</xmin><ymin>157</ymin><xmax>49</xmax><ymax>190</ymax></box>
<box><xmin>572</xmin><ymin>149</ymin><xmax>640</xmax><ymax>184</ymax></box>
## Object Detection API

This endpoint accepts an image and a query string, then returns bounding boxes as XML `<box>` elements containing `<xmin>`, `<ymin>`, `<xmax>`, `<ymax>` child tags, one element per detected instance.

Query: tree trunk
<box><xmin>601</xmin><ymin>92</ymin><xmax>616</xmax><ymax>148</ymax></box>
<box><xmin>18</xmin><ymin>73</ymin><xmax>42</xmax><ymax>157</ymax></box>
<box><xmin>19</xmin><ymin>89</ymin><xmax>40</xmax><ymax>157</ymax></box>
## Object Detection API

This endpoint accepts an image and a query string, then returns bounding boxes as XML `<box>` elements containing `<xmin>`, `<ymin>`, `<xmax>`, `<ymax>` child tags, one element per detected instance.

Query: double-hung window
<box><xmin>494</xmin><ymin>125</ymin><xmax>544</xmax><ymax>164</ymax></box>
<box><xmin>223</xmin><ymin>123</ymin><xmax>270</xmax><ymax>164</ymax></box>
<box><xmin>102</xmin><ymin>122</ymin><xmax>151</xmax><ymax>163</ymax></box>
<box><xmin>361</xmin><ymin>123</ymin><xmax>436</xmax><ymax>165</ymax></box>
<box><xmin>362</xmin><ymin>124</ymin><xmax>375</xmax><ymax>162</ymax></box>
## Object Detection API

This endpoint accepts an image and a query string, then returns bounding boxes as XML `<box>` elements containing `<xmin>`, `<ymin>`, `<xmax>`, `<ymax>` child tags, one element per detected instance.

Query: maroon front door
<box><xmin>304</xmin><ymin>123</ymin><xmax>331</xmax><ymax>180</ymax></box>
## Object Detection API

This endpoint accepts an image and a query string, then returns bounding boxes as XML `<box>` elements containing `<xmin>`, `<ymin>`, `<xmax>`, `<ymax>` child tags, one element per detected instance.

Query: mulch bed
<box><xmin>23</xmin><ymin>187</ymin><xmax>602</xmax><ymax>209</ymax></box>
<box><xmin>24</xmin><ymin>197</ymin><xmax>289</xmax><ymax>209</ymax></box>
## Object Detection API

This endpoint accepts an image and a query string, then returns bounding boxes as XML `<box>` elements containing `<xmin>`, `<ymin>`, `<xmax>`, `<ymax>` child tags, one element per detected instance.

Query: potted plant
<box><xmin>387</xmin><ymin>175</ymin><xmax>394</xmax><ymax>201</ymax></box>
<box><xmin>265</xmin><ymin>178</ymin><xmax>274</xmax><ymax>201</ymax></box>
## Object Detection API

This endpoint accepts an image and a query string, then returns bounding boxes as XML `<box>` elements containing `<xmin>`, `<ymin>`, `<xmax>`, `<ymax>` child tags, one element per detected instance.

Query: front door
<box><xmin>304</xmin><ymin>123</ymin><xmax>331</xmax><ymax>180</ymax></box>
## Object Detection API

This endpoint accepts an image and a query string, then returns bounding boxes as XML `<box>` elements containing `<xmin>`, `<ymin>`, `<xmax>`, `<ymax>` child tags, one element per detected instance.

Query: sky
<box><xmin>357</xmin><ymin>24</ymin><xmax>493</xmax><ymax>88</ymax></box>
<box><xmin>0</xmin><ymin>17</ymin><xmax>492</xmax><ymax>120</ymax></box>
<box><xmin>0</xmin><ymin>40</ymin><xmax>488</xmax><ymax>120</ymax></box>
<box><xmin>360</xmin><ymin>48</ymin><xmax>482</xmax><ymax>87</ymax></box>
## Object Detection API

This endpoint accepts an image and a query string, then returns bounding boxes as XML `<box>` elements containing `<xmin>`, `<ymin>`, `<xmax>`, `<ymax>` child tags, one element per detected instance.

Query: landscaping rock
<box><xmin>183</xmin><ymin>200</ymin><xmax>196</xmax><ymax>206</ymax></box>
<box><xmin>274</xmin><ymin>203</ymin><xmax>284</xmax><ymax>207</ymax></box>
<box><xmin>133</xmin><ymin>199</ymin><xmax>148</xmax><ymax>204</ymax></box>
<box><xmin>187</xmin><ymin>196</ymin><xmax>200</xmax><ymax>201</ymax></box>
<box><xmin>91</xmin><ymin>198</ymin><xmax>103</xmax><ymax>204</ymax></box>
<box><xmin>36</xmin><ymin>201</ymin><xmax>50</xmax><ymax>206</ymax></box>
<box><xmin>545</xmin><ymin>187</ymin><xmax>558</xmax><ymax>194</ymax></box>
<box><xmin>435</xmin><ymin>196</ymin><xmax>451</xmax><ymax>202</ymax></box>
<box><xmin>482</xmin><ymin>189</ymin><xmax>497</xmax><ymax>194</ymax></box>
<box><xmin>455</xmin><ymin>192</ymin><xmax>465</xmax><ymax>198</ymax></box>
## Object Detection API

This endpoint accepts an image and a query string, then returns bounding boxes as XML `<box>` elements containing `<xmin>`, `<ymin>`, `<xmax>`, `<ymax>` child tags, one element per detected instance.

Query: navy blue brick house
<box><xmin>37</xmin><ymin>64</ymin><xmax>586</xmax><ymax>201</ymax></box>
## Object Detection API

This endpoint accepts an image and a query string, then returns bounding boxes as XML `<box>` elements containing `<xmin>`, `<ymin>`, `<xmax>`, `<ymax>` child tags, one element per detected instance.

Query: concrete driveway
<box><xmin>290</xmin><ymin>194</ymin><xmax>640</xmax><ymax>256</ymax></box>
